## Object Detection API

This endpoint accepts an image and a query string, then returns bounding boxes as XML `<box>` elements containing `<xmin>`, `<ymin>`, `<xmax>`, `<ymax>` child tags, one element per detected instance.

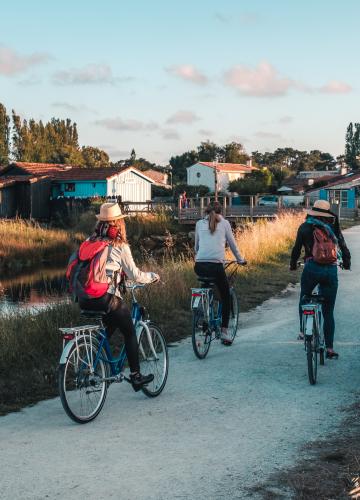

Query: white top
<box><xmin>195</xmin><ymin>216</ymin><xmax>243</xmax><ymax>263</ymax></box>
<box><xmin>105</xmin><ymin>243</ymin><xmax>155</xmax><ymax>296</ymax></box>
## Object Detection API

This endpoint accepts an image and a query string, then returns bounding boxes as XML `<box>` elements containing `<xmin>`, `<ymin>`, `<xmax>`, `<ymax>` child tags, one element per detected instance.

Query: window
<box><xmin>65</xmin><ymin>183</ymin><xmax>75</xmax><ymax>192</ymax></box>
<box><xmin>196</xmin><ymin>172</ymin><xmax>201</xmax><ymax>178</ymax></box>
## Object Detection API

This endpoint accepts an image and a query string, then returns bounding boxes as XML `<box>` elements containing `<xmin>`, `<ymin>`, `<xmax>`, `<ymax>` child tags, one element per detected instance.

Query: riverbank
<box><xmin>0</xmin><ymin>219</ymin><xmax>79</xmax><ymax>272</ymax></box>
<box><xmin>0</xmin><ymin>212</ymin><xmax>304</xmax><ymax>415</ymax></box>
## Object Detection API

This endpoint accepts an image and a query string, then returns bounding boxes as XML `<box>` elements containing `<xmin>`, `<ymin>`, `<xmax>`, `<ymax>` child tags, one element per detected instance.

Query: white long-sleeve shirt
<box><xmin>195</xmin><ymin>216</ymin><xmax>243</xmax><ymax>263</ymax></box>
<box><xmin>105</xmin><ymin>243</ymin><xmax>155</xmax><ymax>296</ymax></box>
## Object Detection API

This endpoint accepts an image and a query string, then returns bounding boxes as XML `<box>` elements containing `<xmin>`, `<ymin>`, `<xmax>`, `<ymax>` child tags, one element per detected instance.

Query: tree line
<box><xmin>0</xmin><ymin>103</ymin><xmax>110</xmax><ymax>167</ymax></box>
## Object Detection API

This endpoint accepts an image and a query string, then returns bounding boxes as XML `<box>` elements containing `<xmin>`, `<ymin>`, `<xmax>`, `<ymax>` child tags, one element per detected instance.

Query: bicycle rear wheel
<box><xmin>192</xmin><ymin>306</ymin><xmax>211</xmax><ymax>359</ymax></box>
<box><xmin>227</xmin><ymin>288</ymin><xmax>239</xmax><ymax>343</ymax></box>
<box><xmin>59</xmin><ymin>337</ymin><xmax>109</xmax><ymax>423</ymax></box>
<box><xmin>305</xmin><ymin>320</ymin><xmax>319</xmax><ymax>385</ymax></box>
<box><xmin>138</xmin><ymin>322</ymin><xmax>168</xmax><ymax>397</ymax></box>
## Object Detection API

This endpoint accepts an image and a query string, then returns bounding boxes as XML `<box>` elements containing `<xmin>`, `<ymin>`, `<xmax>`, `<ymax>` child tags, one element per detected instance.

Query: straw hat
<box><xmin>96</xmin><ymin>202</ymin><xmax>127</xmax><ymax>221</ymax></box>
<box><xmin>307</xmin><ymin>199</ymin><xmax>334</xmax><ymax>218</ymax></box>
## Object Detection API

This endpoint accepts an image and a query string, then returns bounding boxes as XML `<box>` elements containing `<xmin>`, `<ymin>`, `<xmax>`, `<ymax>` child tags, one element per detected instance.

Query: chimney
<box><xmin>247</xmin><ymin>157</ymin><xmax>253</xmax><ymax>168</ymax></box>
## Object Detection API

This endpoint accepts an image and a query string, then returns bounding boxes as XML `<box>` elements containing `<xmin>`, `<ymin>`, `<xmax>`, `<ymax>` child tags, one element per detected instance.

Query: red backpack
<box><xmin>66</xmin><ymin>240</ymin><xmax>111</xmax><ymax>300</ymax></box>
<box><xmin>312</xmin><ymin>227</ymin><xmax>337</xmax><ymax>265</ymax></box>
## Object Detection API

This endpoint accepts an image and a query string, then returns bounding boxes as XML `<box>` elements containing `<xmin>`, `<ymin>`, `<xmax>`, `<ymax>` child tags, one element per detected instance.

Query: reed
<box><xmin>0</xmin><ymin>219</ymin><xmax>78</xmax><ymax>271</ymax></box>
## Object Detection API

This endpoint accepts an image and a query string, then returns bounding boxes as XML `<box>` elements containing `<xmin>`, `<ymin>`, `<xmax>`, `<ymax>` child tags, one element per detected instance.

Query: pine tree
<box><xmin>0</xmin><ymin>103</ymin><xmax>10</xmax><ymax>165</ymax></box>
<box><xmin>345</xmin><ymin>122</ymin><xmax>355</xmax><ymax>168</ymax></box>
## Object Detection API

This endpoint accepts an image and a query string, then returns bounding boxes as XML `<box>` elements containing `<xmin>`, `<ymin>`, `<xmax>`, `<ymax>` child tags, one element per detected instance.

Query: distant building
<box><xmin>0</xmin><ymin>162</ymin><xmax>154</xmax><ymax>218</ymax></box>
<box><xmin>187</xmin><ymin>161</ymin><xmax>256</xmax><ymax>193</ymax></box>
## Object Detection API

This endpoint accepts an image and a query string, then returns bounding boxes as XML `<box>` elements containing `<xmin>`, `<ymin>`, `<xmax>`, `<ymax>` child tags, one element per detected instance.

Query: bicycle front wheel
<box><xmin>192</xmin><ymin>306</ymin><xmax>211</xmax><ymax>359</ymax></box>
<box><xmin>59</xmin><ymin>337</ymin><xmax>109</xmax><ymax>423</ymax></box>
<box><xmin>138</xmin><ymin>322</ymin><xmax>168</xmax><ymax>397</ymax></box>
<box><xmin>227</xmin><ymin>288</ymin><xmax>239</xmax><ymax>343</ymax></box>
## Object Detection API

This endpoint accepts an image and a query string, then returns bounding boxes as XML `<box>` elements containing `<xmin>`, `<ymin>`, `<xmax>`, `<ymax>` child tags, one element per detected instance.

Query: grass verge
<box><xmin>250</xmin><ymin>399</ymin><xmax>360</xmax><ymax>499</ymax></box>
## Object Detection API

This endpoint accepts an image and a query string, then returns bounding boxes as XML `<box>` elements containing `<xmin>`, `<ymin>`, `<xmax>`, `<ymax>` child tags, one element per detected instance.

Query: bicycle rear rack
<box><xmin>59</xmin><ymin>325</ymin><xmax>104</xmax><ymax>374</ymax></box>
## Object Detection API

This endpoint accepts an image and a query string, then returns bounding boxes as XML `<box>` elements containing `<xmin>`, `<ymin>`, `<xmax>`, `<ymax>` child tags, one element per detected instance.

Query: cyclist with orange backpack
<box><xmin>290</xmin><ymin>199</ymin><xmax>351</xmax><ymax>359</ymax></box>
<box><xmin>67</xmin><ymin>202</ymin><xmax>159</xmax><ymax>391</ymax></box>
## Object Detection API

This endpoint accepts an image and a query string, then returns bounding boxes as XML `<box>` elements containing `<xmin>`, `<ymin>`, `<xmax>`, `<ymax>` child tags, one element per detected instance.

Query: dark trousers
<box><xmin>194</xmin><ymin>262</ymin><xmax>230</xmax><ymax>328</ymax></box>
<box><xmin>300</xmin><ymin>261</ymin><xmax>338</xmax><ymax>349</ymax></box>
<box><xmin>79</xmin><ymin>293</ymin><xmax>140</xmax><ymax>373</ymax></box>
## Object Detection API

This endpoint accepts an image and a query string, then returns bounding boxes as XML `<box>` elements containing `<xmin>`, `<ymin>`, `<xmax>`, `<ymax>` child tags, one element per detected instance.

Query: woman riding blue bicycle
<box><xmin>290</xmin><ymin>199</ymin><xmax>351</xmax><ymax>359</ymax></box>
<box><xmin>194</xmin><ymin>202</ymin><xmax>246</xmax><ymax>345</ymax></box>
<box><xmin>76</xmin><ymin>202</ymin><xmax>159</xmax><ymax>391</ymax></box>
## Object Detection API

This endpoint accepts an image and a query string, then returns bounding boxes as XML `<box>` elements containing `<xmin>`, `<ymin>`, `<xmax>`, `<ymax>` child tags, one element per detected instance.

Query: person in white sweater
<box><xmin>194</xmin><ymin>202</ymin><xmax>246</xmax><ymax>344</ymax></box>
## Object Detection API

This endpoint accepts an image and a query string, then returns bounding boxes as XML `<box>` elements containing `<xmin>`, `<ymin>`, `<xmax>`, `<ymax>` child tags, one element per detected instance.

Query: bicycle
<box><xmin>58</xmin><ymin>282</ymin><xmax>169</xmax><ymax>423</ymax></box>
<box><xmin>191</xmin><ymin>261</ymin><xmax>241</xmax><ymax>359</ymax></box>
<box><xmin>301</xmin><ymin>290</ymin><xmax>325</xmax><ymax>385</ymax></box>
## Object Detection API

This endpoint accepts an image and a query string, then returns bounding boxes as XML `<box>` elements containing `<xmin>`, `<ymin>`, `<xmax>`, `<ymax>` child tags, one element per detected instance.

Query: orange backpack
<box><xmin>312</xmin><ymin>227</ymin><xmax>337</xmax><ymax>265</ymax></box>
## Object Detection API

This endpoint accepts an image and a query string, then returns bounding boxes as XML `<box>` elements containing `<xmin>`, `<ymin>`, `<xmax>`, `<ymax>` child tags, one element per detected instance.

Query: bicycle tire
<box><xmin>192</xmin><ymin>306</ymin><xmax>211</xmax><ymax>359</ymax></box>
<box><xmin>138</xmin><ymin>322</ymin><xmax>169</xmax><ymax>397</ymax></box>
<box><xmin>59</xmin><ymin>337</ymin><xmax>109</xmax><ymax>424</ymax></box>
<box><xmin>306</xmin><ymin>321</ymin><xmax>318</xmax><ymax>385</ymax></box>
<box><xmin>228</xmin><ymin>288</ymin><xmax>239</xmax><ymax>343</ymax></box>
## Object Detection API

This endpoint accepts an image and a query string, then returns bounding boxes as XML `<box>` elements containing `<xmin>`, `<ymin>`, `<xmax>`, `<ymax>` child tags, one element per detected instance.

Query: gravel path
<box><xmin>1</xmin><ymin>226</ymin><xmax>360</xmax><ymax>500</ymax></box>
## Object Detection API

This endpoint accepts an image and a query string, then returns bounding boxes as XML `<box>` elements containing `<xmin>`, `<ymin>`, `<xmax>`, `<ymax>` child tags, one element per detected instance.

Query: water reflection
<box><xmin>0</xmin><ymin>267</ymin><xmax>69</xmax><ymax>315</ymax></box>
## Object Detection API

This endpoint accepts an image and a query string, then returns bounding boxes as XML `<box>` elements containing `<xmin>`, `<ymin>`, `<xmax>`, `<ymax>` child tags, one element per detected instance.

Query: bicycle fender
<box><xmin>304</xmin><ymin>316</ymin><xmax>314</xmax><ymax>336</ymax></box>
<box><xmin>59</xmin><ymin>340</ymin><xmax>75</xmax><ymax>365</ymax></box>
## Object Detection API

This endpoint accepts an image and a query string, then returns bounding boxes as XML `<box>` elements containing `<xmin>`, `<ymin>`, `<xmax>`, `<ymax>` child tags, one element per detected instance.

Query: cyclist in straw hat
<box><xmin>76</xmin><ymin>202</ymin><xmax>159</xmax><ymax>391</ymax></box>
<box><xmin>290</xmin><ymin>199</ymin><xmax>351</xmax><ymax>359</ymax></box>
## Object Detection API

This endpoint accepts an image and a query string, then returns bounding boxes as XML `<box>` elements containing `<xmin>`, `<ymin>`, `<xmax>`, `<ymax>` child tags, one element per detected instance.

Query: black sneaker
<box><xmin>130</xmin><ymin>372</ymin><xmax>154</xmax><ymax>392</ymax></box>
<box><xmin>326</xmin><ymin>349</ymin><xmax>339</xmax><ymax>359</ymax></box>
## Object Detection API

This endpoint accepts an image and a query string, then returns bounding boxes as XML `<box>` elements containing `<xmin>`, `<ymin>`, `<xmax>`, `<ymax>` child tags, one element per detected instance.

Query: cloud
<box><xmin>95</xmin><ymin>117</ymin><xmax>159</xmax><ymax>132</ymax></box>
<box><xmin>279</xmin><ymin>115</ymin><xmax>293</xmax><ymax>124</ymax></box>
<box><xmin>215</xmin><ymin>11</ymin><xmax>261</xmax><ymax>25</ymax></box>
<box><xmin>52</xmin><ymin>102</ymin><xmax>98</xmax><ymax>114</ymax></box>
<box><xmin>162</xmin><ymin>129</ymin><xmax>181</xmax><ymax>140</ymax></box>
<box><xmin>98</xmin><ymin>145</ymin><xmax>129</xmax><ymax>159</ymax></box>
<box><xmin>0</xmin><ymin>45</ymin><xmax>50</xmax><ymax>76</ymax></box>
<box><xmin>166</xmin><ymin>65</ymin><xmax>208</xmax><ymax>85</ymax></box>
<box><xmin>319</xmin><ymin>80</ymin><xmax>352</xmax><ymax>94</ymax></box>
<box><xmin>255</xmin><ymin>131</ymin><xmax>284</xmax><ymax>140</ymax></box>
<box><xmin>198</xmin><ymin>129</ymin><xmax>213</xmax><ymax>136</ymax></box>
<box><xmin>52</xmin><ymin>64</ymin><xmax>130</xmax><ymax>85</ymax></box>
<box><xmin>166</xmin><ymin>110</ymin><xmax>200</xmax><ymax>125</ymax></box>
<box><xmin>224</xmin><ymin>62</ymin><xmax>293</xmax><ymax>97</ymax></box>
<box><xmin>17</xmin><ymin>76</ymin><xmax>42</xmax><ymax>86</ymax></box>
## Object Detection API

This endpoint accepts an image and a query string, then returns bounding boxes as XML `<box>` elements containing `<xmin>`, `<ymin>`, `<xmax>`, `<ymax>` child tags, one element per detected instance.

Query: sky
<box><xmin>0</xmin><ymin>0</ymin><xmax>359</xmax><ymax>165</ymax></box>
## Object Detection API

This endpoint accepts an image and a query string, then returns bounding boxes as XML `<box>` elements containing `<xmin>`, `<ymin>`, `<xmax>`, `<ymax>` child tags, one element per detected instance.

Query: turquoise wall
<box><xmin>52</xmin><ymin>181</ymin><xmax>107</xmax><ymax>198</ymax></box>
<box><xmin>321</xmin><ymin>187</ymin><xmax>356</xmax><ymax>208</ymax></box>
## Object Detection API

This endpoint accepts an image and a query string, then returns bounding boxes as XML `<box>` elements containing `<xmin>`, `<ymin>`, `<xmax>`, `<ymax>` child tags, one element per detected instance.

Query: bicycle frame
<box><xmin>60</xmin><ymin>283</ymin><xmax>159</xmax><ymax>380</ymax></box>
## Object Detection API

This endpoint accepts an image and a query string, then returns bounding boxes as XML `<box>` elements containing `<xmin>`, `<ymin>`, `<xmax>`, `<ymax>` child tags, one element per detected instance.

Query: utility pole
<box><xmin>214</xmin><ymin>157</ymin><xmax>219</xmax><ymax>202</ymax></box>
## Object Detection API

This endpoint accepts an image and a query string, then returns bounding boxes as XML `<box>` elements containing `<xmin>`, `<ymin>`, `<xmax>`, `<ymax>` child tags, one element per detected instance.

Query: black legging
<box><xmin>194</xmin><ymin>262</ymin><xmax>230</xmax><ymax>328</ymax></box>
<box><xmin>78</xmin><ymin>293</ymin><xmax>140</xmax><ymax>373</ymax></box>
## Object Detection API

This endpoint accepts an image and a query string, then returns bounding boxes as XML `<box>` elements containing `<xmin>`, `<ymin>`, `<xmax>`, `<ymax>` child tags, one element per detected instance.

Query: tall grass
<box><xmin>0</xmin><ymin>219</ymin><xmax>79</xmax><ymax>272</ymax></box>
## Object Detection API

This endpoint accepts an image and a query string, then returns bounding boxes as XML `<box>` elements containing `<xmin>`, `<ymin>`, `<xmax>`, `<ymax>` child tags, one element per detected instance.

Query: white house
<box><xmin>187</xmin><ymin>161</ymin><xmax>256</xmax><ymax>192</ymax></box>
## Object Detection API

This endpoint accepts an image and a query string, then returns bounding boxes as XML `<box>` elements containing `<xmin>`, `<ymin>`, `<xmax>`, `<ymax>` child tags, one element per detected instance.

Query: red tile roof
<box><xmin>197</xmin><ymin>162</ymin><xmax>256</xmax><ymax>173</ymax></box>
<box><xmin>306</xmin><ymin>172</ymin><xmax>360</xmax><ymax>192</ymax></box>
<box><xmin>142</xmin><ymin>169</ymin><xmax>169</xmax><ymax>185</ymax></box>
<box><xmin>10</xmin><ymin>162</ymin><xmax>72</xmax><ymax>175</ymax></box>
<box><xmin>52</xmin><ymin>168</ymin><xmax>123</xmax><ymax>181</ymax></box>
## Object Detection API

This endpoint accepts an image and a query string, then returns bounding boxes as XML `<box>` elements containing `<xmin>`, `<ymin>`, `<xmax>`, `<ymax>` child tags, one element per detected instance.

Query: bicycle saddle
<box><xmin>302</xmin><ymin>294</ymin><xmax>326</xmax><ymax>303</ymax></box>
<box><xmin>197</xmin><ymin>276</ymin><xmax>216</xmax><ymax>286</ymax></box>
<box><xmin>80</xmin><ymin>310</ymin><xmax>107</xmax><ymax>318</ymax></box>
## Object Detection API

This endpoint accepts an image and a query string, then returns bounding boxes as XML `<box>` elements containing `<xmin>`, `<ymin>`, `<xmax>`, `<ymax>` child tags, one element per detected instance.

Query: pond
<box><xmin>0</xmin><ymin>267</ymin><xmax>69</xmax><ymax>315</ymax></box>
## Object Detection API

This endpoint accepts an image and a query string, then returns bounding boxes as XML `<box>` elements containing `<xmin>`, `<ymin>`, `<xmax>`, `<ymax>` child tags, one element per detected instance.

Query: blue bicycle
<box><xmin>58</xmin><ymin>282</ymin><xmax>168</xmax><ymax>423</ymax></box>
<box><xmin>191</xmin><ymin>261</ymin><xmax>240</xmax><ymax>359</ymax></box>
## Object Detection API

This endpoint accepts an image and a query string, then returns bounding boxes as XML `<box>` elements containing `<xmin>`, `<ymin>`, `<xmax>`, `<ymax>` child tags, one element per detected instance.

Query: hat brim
<box><xmin>96</xmin><ymin>213</ymin><xmax>127</xmax><ymax>221</ymax></box>
<box><xmin>306</xmin><ymin>209</ymin><xmax>334</xmax><ymax>218</ymax></box>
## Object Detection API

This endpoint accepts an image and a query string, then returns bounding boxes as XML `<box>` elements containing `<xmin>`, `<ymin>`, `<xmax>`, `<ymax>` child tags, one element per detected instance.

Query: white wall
<box><xmin>187</xmin><ymin>163</ymin><xmax>216</xmax><ymax>191</ymax></box>
<box><xmin>187</xmin><ymin>163</ymin><xmax>246</xmax><ymax>192</ymax></box>
<box><xmin>106</xmin><ymin>170</ymin><xmax>152</xmax><ymax>202</ymax></box>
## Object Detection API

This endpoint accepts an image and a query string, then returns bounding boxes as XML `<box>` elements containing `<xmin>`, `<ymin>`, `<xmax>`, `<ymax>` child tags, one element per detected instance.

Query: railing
<box><xmin>177</xmin><ymin>195</ymin><xmax>359</xmax><ymax>223</ymax></box>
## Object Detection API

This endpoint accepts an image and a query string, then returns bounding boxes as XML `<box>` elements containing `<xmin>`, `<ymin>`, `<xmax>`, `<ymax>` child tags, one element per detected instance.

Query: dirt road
<box><xmin>1</xmin><ymin>226</ymin><xmax>360</xmax><ymax>500</ymax></box>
